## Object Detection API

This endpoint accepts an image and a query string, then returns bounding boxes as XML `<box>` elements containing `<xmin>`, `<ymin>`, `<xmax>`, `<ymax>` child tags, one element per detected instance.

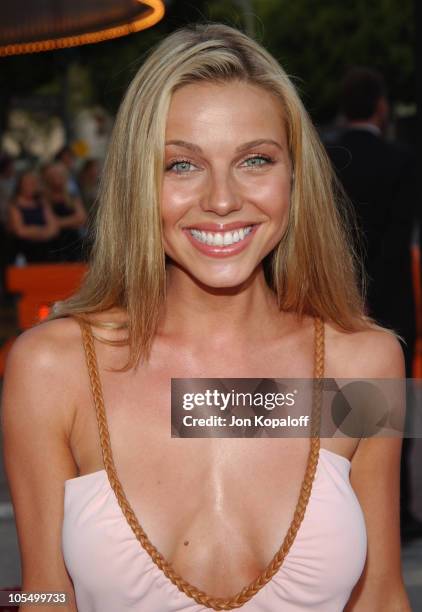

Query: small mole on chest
<box><xmin>184</xmin><ymin>540</ymin><xmax>189</xmax><ymax>546</ymax></box>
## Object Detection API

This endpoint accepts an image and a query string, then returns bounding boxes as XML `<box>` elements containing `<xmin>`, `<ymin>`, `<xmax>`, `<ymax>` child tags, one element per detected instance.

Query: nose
<box><xmin>200</xmin><ymin>168</ymin><xmax>242</xmax><ymax>216</ymax></box>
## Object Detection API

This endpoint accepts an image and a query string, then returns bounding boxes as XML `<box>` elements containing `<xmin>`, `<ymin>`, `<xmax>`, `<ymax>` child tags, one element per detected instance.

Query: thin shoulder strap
<box><xmin>76</xmin><ymin>314</ymin><xmax>325</xmax><ymax>611</ymax></box>
<box><xmin>77</xmin><ymin>317</ymin><xmax>117</xmax><ymax>478</ymax></box>
<box><xmin>312</xmin><ymin>316</ymin><xmax>324</xmax><ymax>440</ymax></box>
<box><xmin>313</xmin><ymin>315</ymin><xmax>325</xmax><ymax>379</ymax></box>
<box><xmin>312</xmin><ymin>316</ymin><xmax>324</xmax><ymax>442</ymax></box>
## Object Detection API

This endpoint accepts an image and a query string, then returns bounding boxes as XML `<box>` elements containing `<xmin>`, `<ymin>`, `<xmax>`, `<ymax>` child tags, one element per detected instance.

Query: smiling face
<box><xmin>161</xmin><ymin>80</ymin><xmax>292</xmax><ymax>288</ymax></box>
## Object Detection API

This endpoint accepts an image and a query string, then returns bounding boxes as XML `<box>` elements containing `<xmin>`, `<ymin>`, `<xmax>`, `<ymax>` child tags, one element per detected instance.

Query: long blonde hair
<box><xmin>46</xmin><ymin>23</ymin><xmax>375</xmax><ymax>370</ymax></box>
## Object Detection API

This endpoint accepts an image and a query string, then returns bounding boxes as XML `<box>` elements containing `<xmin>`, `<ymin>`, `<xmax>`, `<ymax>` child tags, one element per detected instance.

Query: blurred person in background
<box><xmin>0</xmin><ymin>153</ymin><xmax>16</xmax><ymax>225</ymax></box>
<box><xmin>77</xmin><ymin>158</ymin><xmax>100</xmax><ymax>217</ymax></box>
<box><xmin>325</xmin><ymin>66</ymin><xmax>419</xmax><ymax>542</ymax></box>
<box><xmin>0</xmin><ymin>153</ymin><xmax>17</xmax><ymax>298</ymax></box>
<box><xmin>6</xmin><ymin>169</ymin><xmax>59</xmax><ymax>263</ymax></box>
<box><xmin>42</xmin><ymin>162</ymin><xmax>87</xmax><ymax>262</ymax></box>
<box><xmin>55</xmin><ymin>145</ymin><xmax>81</xmax><ymax>198</ymax></box>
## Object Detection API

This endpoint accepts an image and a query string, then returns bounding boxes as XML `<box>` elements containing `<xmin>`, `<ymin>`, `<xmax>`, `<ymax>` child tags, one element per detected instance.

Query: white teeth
<box><xmin>189</xmin><ymin>226</ymin><xmax>253</xmax><ymax>246</ymax></box>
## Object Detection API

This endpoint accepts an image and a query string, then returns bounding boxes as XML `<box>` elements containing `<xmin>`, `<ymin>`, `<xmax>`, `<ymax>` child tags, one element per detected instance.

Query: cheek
<box><xmin>254</xmin><ymin>175</ymin><xmax>291</xmax><ymax>221</ymax></box>
<box><xmin>160</xmin><ymin>182</ymin><xmax>198</xmax><ymax>257</ymax></box>
<box><xmin>160</xmin><ymin>182</ymin><xmax>188</xmax><ymax>230</ymax></box>
<box><xmin>161</xmin><ymin>173</ymin><xmax>207</xmax><ymax>242</ymax></box>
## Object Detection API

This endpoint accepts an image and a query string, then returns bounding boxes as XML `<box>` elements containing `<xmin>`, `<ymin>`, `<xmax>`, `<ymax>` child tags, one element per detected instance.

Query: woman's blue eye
<box><xmin>243</xmin><ymin>156</ymin><xmax>271</xmax><ymax>167</ymax></box>
<box><xmin>169</xmin><ymin>160</ymin><xmax>195</xmax><ymax>173</ymax></box>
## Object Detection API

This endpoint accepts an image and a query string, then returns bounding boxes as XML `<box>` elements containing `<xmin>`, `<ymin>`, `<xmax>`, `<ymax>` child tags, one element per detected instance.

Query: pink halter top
<box><xmin>62</xmin><ymin>321</ymin><xmax>367</xmax><ymax>611</ymax></box>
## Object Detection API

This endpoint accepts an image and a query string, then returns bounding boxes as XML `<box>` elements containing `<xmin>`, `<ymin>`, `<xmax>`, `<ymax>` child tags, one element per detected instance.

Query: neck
<box><xmin>159</xmin><ymin>262</ymin><xmax>283</xmax><ymax>347</ymax></box>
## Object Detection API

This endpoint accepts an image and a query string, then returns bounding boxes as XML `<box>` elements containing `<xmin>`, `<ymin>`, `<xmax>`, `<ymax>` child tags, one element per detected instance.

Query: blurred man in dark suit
<box><xmin>325</xmin><ymin>67</ymin><xmax>420</xmax><ymax>541</ymax></box>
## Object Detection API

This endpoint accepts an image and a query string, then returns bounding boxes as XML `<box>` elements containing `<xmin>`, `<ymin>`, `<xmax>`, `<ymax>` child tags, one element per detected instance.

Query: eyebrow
<box><xmin>165</xmin><ymin>139</ymin><xmax>284</xmax><ymax>153</ymax></box>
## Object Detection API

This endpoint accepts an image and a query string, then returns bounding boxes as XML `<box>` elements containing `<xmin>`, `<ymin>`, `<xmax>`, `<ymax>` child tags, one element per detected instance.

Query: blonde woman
<box><xmin>1</xmin><ymin>24</ymin><xmax>409</xmax><ymax>612</ymax></box>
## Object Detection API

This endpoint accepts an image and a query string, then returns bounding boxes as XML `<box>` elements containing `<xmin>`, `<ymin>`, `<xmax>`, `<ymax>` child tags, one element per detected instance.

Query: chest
<box><xmin>68</xmin><ymin>336</ymin><xmax>358</xmax><ymax>595</ymax></box>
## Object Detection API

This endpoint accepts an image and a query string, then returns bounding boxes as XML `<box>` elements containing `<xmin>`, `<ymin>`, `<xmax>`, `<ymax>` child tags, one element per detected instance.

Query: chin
<box><xmin>188</xmin><ymin>264</ymin><xmax>259</xmax><ymax>291</ymax></box>
<box><xmin>166</xmin><ymin>252</ymin><xmax>265</xmax><ymax>290</ymax></box>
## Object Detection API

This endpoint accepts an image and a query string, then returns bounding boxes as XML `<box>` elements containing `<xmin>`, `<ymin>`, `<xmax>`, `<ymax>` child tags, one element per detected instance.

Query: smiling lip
<box><xmin>184</xmin><ymin>223</ymin><xmax>260</xmax><ymax>258</ymax></box>
<box><xmin>184</xmin><ymin>221</ymin><xmax>259</xmax><ymax>232</ymax></box>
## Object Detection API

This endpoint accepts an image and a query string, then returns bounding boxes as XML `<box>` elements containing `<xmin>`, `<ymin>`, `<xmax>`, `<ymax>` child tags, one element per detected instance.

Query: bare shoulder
<box><xmin>324</xmin><ymin>322</ymin><xmax>405</xmax><ymax>378</ymax></box>
<box><xmin>3</xmin><ymin>306</ymin><xmax>128</xmax><ymax>403</ymax></box>
<box><xmin>6</xmin><ymin>316</ymin><xmax>82</xmax><ymax>364</ymax></box>
<box><xmin>2</xmin><ymin>316</ymin><xmax>87</xmax><ymax>436</ymax></box>
<box><xmin>5</xmin><ymin>306</ymin><xmax>127</xmax><ymax>372</ymax></box>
